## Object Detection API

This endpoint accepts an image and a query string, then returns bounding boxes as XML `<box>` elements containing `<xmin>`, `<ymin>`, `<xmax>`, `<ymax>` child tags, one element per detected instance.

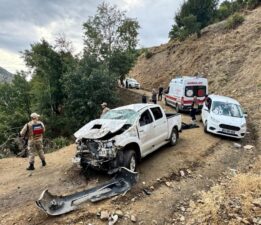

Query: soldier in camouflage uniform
<box><xmin>20</xmin><ymin>113</ymin><xmax>46</xmax><ymax>170</ymax></box>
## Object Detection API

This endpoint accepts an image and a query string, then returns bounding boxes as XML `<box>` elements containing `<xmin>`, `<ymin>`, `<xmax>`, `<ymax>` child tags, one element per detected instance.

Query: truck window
<box><xmin>150</xmin><ymin>107</ymin><xmax>163</xmax><ymax>120</ymax></box>
<box><xmin>139</xmin><ymin>110</ymin><xmax>153</xmax><ymax>127</ymax></box>
<box><xmin>185</xmin><ymin>86</ymin><xmax>206</xmax><ymax>97</ymax></box>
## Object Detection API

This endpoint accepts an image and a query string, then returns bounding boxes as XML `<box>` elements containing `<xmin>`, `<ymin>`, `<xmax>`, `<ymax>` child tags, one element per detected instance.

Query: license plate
<box><xmin>222</xmin><ymin>129</ymin><xmax>235</xmax><ymax>134</ymax></box>
<box><xmin>99</xmin><ymin>148</ymin><xmax>107</xmax><ymax>157</ymax></box>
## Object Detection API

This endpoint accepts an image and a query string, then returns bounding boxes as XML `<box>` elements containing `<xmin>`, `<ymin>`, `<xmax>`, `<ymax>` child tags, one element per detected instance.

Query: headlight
<box><xmin>103</xmin><ymin>141</ymin><xmax>113</xmax><ymax>148</ymax></box>
<box><xmin>210</xmin><ymin>117</ymin><xmax>219</xmax><ymax>123</ymax></box>
<box><xmin>241</xmin><ymin>123</ymin><xmax>246</xmax><ymax>128</ymax></box>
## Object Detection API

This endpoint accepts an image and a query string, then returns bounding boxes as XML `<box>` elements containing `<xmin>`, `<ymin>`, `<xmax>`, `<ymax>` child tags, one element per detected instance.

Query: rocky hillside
<box><xmin>0</xmin><ymin>66</ymin><xmax>13</xmax><ymax>83</ymax></box>
<box><xmin>130</xmin><ymin>7</ymin><xmax>261</xmax><ymax>141</ymax></box>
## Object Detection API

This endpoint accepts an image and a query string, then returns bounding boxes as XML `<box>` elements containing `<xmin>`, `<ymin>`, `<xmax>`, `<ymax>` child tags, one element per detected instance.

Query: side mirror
<box><xmin>243</xmin><ymin>112</ymin><xmax>248</xmax><ymax>118</ymax></box>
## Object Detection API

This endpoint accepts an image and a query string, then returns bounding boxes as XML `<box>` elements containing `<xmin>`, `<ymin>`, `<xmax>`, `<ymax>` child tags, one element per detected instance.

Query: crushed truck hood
<box><xmin>74</xmin><ymin>119</ymin><xmax>127</xmax><ymax>139</ymax></box>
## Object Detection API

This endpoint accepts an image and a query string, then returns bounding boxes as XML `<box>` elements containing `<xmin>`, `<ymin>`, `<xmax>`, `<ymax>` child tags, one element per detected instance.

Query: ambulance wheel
<box><xmin>165</xmin><ymin>98</ymin><xmax>169</xmax><ymax>106</ymax></box>
<box><xmin>175</xmin><ymin>104</ymin><xmax>180</xmax><ymax>113</ymax></box>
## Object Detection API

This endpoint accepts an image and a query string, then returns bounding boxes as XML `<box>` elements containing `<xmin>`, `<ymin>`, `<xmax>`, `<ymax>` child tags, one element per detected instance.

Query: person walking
<box><xmin>101</xmin><ymin>102</ymin><xmax>110</xmax><ymax>117</ymax></box>
<box><xmin>190</xmin><ymin>96</ymin><xmax>199</xmax><ymax>125</ymax></box>
<box><xmin>142</xmin><ymin>93</ymin><xmax>147</xmax><ymax>103</ymax></box>
<box><xmin>151</xmin><ymin>89</ymin><xmax>157</xmax><ymax>104</ymax></box>
<box><xmin>158</xmin><ymin>85</ymin><xmax>164</xmax><ymax>101</ymax></box>
<box><xmin>20</xmin><ymin>113</ymin><xmax>46</xmax><ymax>170</ymax></box>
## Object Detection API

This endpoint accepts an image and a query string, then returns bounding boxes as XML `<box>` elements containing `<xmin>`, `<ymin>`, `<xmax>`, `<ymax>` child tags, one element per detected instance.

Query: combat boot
<box><xmin>26</xmin><ymin>162</ymin><xmax>35</xmax><ymax>170</ymax></box>
<box><xmin>42</xmin><ymin>160</ymin><xmax>46</xmax><ymax>167</ymax></box>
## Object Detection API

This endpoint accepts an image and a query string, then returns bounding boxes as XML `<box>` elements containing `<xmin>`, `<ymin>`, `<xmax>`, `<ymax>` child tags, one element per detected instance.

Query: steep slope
<box><xmin>0</xmin><ymin>66</ymin><xmax>14</xmax><ymax>83</ymax></box>
<box><xmin>130</xmin><ymin>7</ymin><xmax>261</xmax><ymax>141</ymax></box>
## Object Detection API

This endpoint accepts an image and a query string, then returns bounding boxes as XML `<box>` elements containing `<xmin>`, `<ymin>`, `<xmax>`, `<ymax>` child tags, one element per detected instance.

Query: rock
<box><xmin>233</xmin><ymin>142</ymin><xmax>242</xmax><ymax>148</ymax></box>
<box><xmin>27</xmin><ymin>218</ymin><xmax>32</xmax><ymax>222</ymax></box>
<box><xmin>152</xmin><ymin>219</ymin><xmax>158</xmax><ymax>224</ymax></box>
<box><xmin>252</xmin><ymin>198</ymin><xmax>261</xmax><ymax>208</ymax></box>
<box><xmin>131</xmin><ymin>215</ymin><xmax>137</xmax><ymax>223</ymax></box>
<box><xmin>109</xmin><ymin>214</ymin><xmax>118</xmax><ymax>225</ymax></box>
<box><xmin>244</xmin><ymin>145</ymin><xmax>254</xmax><ymax>150</ymax></box>
<box><xmin>28</xmin><ymin>173</ymin><xmax>33</xmax><ymax>177</ymax></box>
<box><xmin>100</xmin><ymin>210</ymin><xmax>110</xmax><ymax>220</ymax></box>
<box><xmin>142</xmin><ymin>181</ymin><xmax>146</xmax><ymax>185</ymax></box>
<box><xmin>165</xmin><ymin>182</ymin><xmax>171</xmax><ymax>187</ymax></box>
<box><xmin>186</xmin><ymin>169</ymin><xmax>192</xmax><ymax>174</ymax></box>
<box><xmin>180</xmin><ymin>170</ymin><xmax>185</xmax><ymax>177</ymax></box>
<box><xmin>180</xmin><ymin>206</ymin><xmax>186</xmax><ymax>212</ymax></box>
<box><xmin>115</xmin><ymin>210</ymin><xmax>124</xmax><ymax>218</ymax></box>
<box><xmin>179</xmin><ymin>216</ymin><xmax>185</xmax><ymax>222</ymax></box>
<box><xmin>131</xmin><ymin>197</ymin><xmax>136</xmax><ymax>202</ymax></box>
<box><xmin>241</xmin><ymin>218</ymin><xmax>250</xmax><ymax>224</ymax></box>
<box><xmin>150</xmin><ymin>186</ymin><xmax>154</xmax><ymax>190</ymax></box>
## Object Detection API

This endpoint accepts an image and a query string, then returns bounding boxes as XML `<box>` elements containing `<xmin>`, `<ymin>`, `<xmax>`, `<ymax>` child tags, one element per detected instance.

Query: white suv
<box><xmin>201</xmin><ymin>95</ymin><xmax>247</xmax><ymax>139</ymax></box>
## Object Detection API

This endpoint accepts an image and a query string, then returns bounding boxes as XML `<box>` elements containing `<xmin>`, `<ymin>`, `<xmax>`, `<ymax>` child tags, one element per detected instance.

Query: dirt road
<box><xmin>0</xmin><ymin>89</ymin><xmax>258</xmax><ymax>225</ymax></box>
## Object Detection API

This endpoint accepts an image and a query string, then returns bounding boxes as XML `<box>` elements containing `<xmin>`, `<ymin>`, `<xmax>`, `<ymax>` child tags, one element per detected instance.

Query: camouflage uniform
<box><xmin>20</xmin><ymin>120</ymin><xmax>45</xmax><ymax>165</ymax></box>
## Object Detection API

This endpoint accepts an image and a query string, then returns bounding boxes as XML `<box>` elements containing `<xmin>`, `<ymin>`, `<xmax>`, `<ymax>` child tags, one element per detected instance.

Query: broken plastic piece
<box><xmin>181</xmin><ymin>122</ymin><xmax>199</xmax><ymax>130</ymax></box>
<box><xmin>36</xmin><ymin>167</ymin><xmax>138</xmax><ymax>216</ymax></box>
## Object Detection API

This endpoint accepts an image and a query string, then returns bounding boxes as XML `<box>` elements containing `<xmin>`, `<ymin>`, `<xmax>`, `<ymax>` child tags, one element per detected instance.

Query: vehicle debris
<box><xmin>36</xmin><ymin>167</ymin><xmax>138</xmax><ymax>216</ymax></box>
<box><xmin>181</xmin><ymin>122</ymin><xmax>199</xmax><ymax>130</ymax></box>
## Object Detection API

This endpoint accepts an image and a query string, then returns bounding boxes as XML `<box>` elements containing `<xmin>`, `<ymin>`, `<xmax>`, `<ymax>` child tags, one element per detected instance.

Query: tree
<box><xmin>83</xmin><ymin>2</ymin><xmax>140</xmax><ymax>79</ymax></box>
<box><xmin>62</xmin><ymin>55</ymin><xmax>118</xmax><ymax>130</ymax></box>
<box><xmin>169</xmin><ymin>0</ymin><xmax>219</xmax><ymax>40</ymax></box>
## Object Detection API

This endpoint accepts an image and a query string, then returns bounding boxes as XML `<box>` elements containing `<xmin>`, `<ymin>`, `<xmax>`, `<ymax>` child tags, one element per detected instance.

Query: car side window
<box><xmin>139</xmin><ymin>110</ymin><xmax>153</xmax><ymax>127</ymax></box>
<box><xmin>150</xmin><ymin>107</ymin><xmax>163</xmax><ymax>120</ymax></box>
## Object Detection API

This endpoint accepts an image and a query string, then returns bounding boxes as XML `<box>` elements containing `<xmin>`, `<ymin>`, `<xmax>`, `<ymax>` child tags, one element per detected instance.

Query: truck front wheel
<box><xmin>169</xmin><ymin>128</ymin><xmax>178</xmax><ymax>146</ymax></box>
<box><xmin>123</xmin><ymin>150</ymin><xmax>137</xmax><ymax>172</ymax></box>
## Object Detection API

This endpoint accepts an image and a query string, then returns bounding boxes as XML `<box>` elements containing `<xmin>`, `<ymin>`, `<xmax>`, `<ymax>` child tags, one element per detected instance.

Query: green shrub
<box><xmin>51</xmin><ymin>136</ymin><xmax>71</xmax><ymax>150</ymax></box>
<box><xmin>144</xmin><ymin>49</ymin><xmax>153</xmax><ymax>59</ymax></box>
<box><xmin>246</xmin><ymin>0</ymin><xmax>259</xmax><ymax>9</ymax></box>
<box><xmin>226</xmin><ymin>13</ymin><xmax>245</xmax><ymax>29</ymax></box>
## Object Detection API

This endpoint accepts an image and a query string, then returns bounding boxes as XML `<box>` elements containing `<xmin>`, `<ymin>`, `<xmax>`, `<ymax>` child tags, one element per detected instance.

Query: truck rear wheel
<box><xmin>123</xmin><ymin>150</ymin><xmax>137</xmax><ymax>172</ymax></box>
<box><xmin>169</xmin><ymin>128</ymin><xmax>178</xmax><ymax>146</ymax></box>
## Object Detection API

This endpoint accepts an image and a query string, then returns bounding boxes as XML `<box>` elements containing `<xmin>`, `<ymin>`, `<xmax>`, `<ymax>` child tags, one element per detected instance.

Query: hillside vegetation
<box><xmin>130</xmin><ymin>7</ymin><xmax>261</xmax><ymax>140</ymax></box>
<box><xmin>0</xmin><ymin>66</ymin><xmax>13</xmax><ymax>83</ymax></box>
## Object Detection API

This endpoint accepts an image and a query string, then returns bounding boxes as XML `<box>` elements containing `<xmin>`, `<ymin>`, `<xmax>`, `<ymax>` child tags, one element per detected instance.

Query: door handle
<box><xmin>139</xmin><ymin>130</ymin><xmax>144</xmax><ymax>133</ymax></box>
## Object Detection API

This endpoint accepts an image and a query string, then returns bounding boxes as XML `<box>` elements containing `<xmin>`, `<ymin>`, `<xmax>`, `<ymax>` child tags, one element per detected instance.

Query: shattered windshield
<box><xmin>211</xmin><ymin>101</ymin><xmax>243</xmax><ymax>118</ymax></box>
<box><xmin>101</xmin><ymin>109</ymin><xmax>139</xmax><ymax>124</ymax></box>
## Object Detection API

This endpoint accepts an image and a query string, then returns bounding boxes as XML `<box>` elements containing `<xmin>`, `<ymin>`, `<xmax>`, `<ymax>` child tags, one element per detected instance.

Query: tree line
<box><xmin>0</xmin><ymin>2</ymin><xmax>140</xmax><ymax>155</ymax></box>
<box><xmin>169</xmin><ymin>0</ymin><xmax>261</xmax><ymax>40</ymax></box>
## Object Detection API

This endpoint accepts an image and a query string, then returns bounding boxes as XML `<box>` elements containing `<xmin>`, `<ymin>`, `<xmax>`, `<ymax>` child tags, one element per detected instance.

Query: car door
<box><xmin>202</xmin><ymin>97</ymin><xmax>211</xmax><ymax>124</ymax></box>
<box><xmin>149</xmin><ymin>106</ymin><xmax>168</xmax><ymax>148</ymax></box>
<box><xmin>138</xmin><ymin>109</ymin><xmax>156</xmax><ymax>157</ymax></box>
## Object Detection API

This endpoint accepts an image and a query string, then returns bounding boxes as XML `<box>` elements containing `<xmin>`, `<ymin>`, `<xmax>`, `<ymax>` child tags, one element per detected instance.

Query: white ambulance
<box><xmin>165</xmin><ymin>76</ymin><xmax>208</xmax><ymax>112</ymax></box>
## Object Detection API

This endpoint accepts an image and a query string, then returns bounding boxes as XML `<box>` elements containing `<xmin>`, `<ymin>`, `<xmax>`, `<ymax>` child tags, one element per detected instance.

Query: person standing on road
<box><xmin>158</xmin><ymin>85</ymin><xmax>164</xmax><ymax>101</ymax></box>
<box><xmin>20</xmin><ymin>113</ymin><xmax>46</xmax><ymax>170</ymax></box>
<box><xmin>151</xmin><ymin>89</ymin><xmax>157</xmax><ymax>104</ymax></box>
<box><xmin>190</xmin><ymin>96</ymin><xmax>199</xmax><ymax>125</ymax></box>
<box><xmin>101</xmin><ymin>102</ymin><xmax>110</xmax><ymax>117</ymax></box>
<box><xmin>142</xmin><ymin>93</ymin><xmax>147</xmax><ymax>103</ymax></box>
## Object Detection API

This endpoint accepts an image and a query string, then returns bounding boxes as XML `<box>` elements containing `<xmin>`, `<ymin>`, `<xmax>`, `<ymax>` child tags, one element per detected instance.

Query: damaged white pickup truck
<box><xmin>73</xmin><ymin>104</ymin><xmax>182</xmax><ymax>173</ymax></box>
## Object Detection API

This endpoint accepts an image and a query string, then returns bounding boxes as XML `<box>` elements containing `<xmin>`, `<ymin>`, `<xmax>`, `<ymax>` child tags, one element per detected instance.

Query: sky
<box><xmin>0</xmin><ymin>0</ymin><xmax>184</xmax><ymax>73</ymax></box>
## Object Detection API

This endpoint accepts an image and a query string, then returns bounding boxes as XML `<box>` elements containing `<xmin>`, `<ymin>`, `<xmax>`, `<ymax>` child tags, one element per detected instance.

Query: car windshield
<box><xmin>101</xmin><ymin>109</ymin><xmax>139</xmax><ymax>124</ymax></box>
<box><xmin>211</xmin><ymin>101</ymin><xmax>243</xmax><ymax>118</ymax></box>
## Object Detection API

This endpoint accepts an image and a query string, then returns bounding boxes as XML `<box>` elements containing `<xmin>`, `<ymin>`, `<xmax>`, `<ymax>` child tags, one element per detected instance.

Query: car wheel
<box><xmin>123</xmin><ymin>150</ymin><xmax>137</xmax><ymax>172</ymax></box>
<box><xmin>204</xmin><ymin>121</ymin><xmax>208</xmax><ymax>133</ymax></box>
<box><xmin>169</xmin><ymin>128</ymin><xmax>178</xmax><ymax>146</ymax></box>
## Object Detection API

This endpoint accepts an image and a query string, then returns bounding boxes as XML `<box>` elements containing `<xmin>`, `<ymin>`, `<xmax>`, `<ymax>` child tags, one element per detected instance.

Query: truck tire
<box><xmin>123</xmin><ymin>150</ymin><xmax>137</xmax><ymax>172</ymax></box>
<box><xmin>169</xmin><ymin>128</ymin><xmax>178</xmax><ymax>146</ymax></box>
